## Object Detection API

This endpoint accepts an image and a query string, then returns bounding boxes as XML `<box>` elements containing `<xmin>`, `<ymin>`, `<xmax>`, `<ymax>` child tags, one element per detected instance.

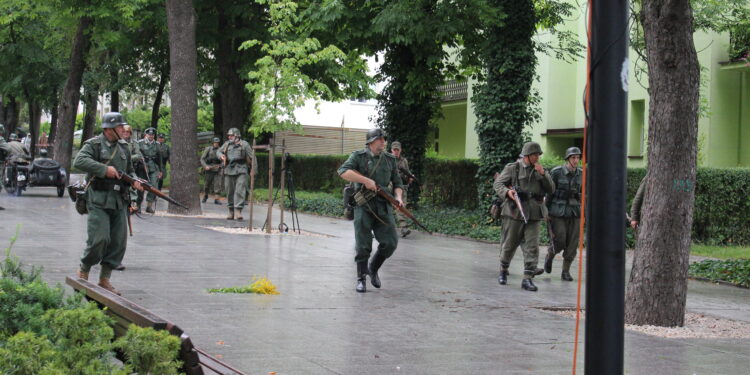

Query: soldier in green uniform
<box><xmin>156</xmin><ymin>133</ymin><xmax>170</xmax><ymax>190</ymax></box>
<box><xmin>494</xmin><ymin>141</ymin><xmax>555</xmax><ymax>291</ymax></box>
<box><xmin>113</xmin><ymin>124</ymin><xmax>141</xmax><ymax>270</ymax></box>
<box><xmin>390</xmin><ymin>141</ymin><xmax>414</xmax><ymax>238</ymax></box>
<box><xmin>200</xmin><ymin>137</ymin><xmax>223</xmax><ymax>204</ymax></box>
<box><xmin>136</xmin><ymin>127</ymin><xmax>163</xmax><ymax>213</ymax></box>
<box><xmin>544</xmin><ymin>147</ymin><xmax>582</xmax><ymax>281</ymax></box>
<box><xmin>338</xmin><ymin>128</ymin><xmax>404</xmax><ymax>293</ymax></box>
<box><xmin>73</xmin><ymin>112</ymin><xmax>143</xmax><ymax>295</ymax></box>
<box><xmin>217</xmin><ymin>128</ymin><xmax>256</xmax><ymax>220</ymax></box>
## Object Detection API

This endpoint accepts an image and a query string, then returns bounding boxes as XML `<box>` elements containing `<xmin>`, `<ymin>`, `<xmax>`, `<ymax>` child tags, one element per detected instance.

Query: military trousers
<box><xmin>137</xmin><ymin>170</ymin><xmax>161</xmax><ymax>203</ymax></box>
<box><xmin>80</xmin><ymin>205</ymin><xmax>128</xmax><ymax>279</ymax></box>
<box><xmin>353</xmin><ymin>201</ymin><xmax>398</xmax><ymax>264</ymax></box>
<box><xmin>549</xmin><ymin>216</ymin><xmax>580</xmax><ymax>272</ymax></box>
<box><xmin>500</xmin><ymin>217</ymin><xmax>541</xmax><ymax>278</ymax></box>
<box><xmin>225</xmin><ymin>173</ymin><xmax>249</xmax><ymax>209</ymax></box>
<box><xmin>203</xmin><ymin>171</ymin><xmax>221</xmax><ymax>195</ymax></box>
<box><xmin>395</xmin><ymin>190</ymin><xmax>408</xmax><ymax>228</ymax></box>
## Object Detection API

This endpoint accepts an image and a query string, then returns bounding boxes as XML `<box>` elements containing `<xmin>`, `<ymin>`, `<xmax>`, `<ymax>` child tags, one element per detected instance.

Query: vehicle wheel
<box><xmin>57</xmin><ymin>185</ymin><xmax>65</xmax><ymax>198</ymax></box>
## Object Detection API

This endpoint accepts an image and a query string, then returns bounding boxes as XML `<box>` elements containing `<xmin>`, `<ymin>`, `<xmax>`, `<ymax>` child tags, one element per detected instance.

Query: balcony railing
<box><xmin>437</xmin><ymin>80</ymin><xmax>468</xmax><ymax>102</ymax></box>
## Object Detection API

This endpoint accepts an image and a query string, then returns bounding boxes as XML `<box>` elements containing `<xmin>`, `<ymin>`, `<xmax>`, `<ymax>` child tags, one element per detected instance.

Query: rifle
<box><xmin>509</xmin><ymin>186</ymin><xmax>528</xmax><ymax>224</ymax></box>
<box><xmin>346</xmin><ymin>170</ymin><xmax>431</xmax><ymax>234</ymax></box>
<box><xmin>545</xmin><ymin>217</ymin><xmax>556</xmax><ymax>253</ymax></box>
<box><xmin>117</xmin><ymin>171</ymin><xmax>188</xmax><ymax>209</ymax></box>
<box><xmin>375</xmin><ymin>185</ymin><xmax>432</xmax><ymax>234</ymax></box>
<box><xmin>399</xmin><ymin>167</ymin><xmax>419</xmax><ymax>185</ymax></box>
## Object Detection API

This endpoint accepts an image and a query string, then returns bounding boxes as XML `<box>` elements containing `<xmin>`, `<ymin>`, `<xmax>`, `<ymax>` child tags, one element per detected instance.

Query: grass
<box><xmin>690</xmin><ymin>245</ymin><xmax>750</xmax><ymax>259</ymax></box>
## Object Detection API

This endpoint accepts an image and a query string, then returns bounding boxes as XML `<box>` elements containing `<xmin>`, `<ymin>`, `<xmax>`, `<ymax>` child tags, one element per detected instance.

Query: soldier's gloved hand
<box><xmin>363</xmin><ymin>178</ymin><xmax>377</xmax><ymax>191</ymax></box>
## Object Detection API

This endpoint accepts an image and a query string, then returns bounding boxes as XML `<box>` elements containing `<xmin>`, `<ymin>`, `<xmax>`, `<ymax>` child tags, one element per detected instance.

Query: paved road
<box><xmin>1</xmin><ymin>186</ymin><xmax>749</xmax><ymax>374</ymax></box>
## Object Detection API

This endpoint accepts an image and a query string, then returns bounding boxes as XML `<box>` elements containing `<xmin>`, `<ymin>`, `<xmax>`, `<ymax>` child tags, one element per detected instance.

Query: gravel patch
<box><xmin>200</xmin><ymin>225</ymin><xmax>332</xmax><ymax>238</ymax></box>
<box><xmin>544</xmin><ymin>308</ymin><xmax>750</xmax><ymax>339</ymax></box>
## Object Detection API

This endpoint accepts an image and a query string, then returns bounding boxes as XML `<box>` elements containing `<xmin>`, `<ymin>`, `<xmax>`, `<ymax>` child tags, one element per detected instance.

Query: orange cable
<box><xmin>572</xmin><ymin>0</ymin><xmax>593</xmax><ymax>374</ymax></box>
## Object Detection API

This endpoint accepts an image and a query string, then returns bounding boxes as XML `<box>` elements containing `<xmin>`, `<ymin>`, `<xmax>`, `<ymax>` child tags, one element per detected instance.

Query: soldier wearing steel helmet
<box><xmin>493</xmin><ymin>141</ymin><xmax>555</xmax><ymax>291</ymax></box>
<box><xmin>544</xmin><ymin>146</ymin><xmax>583</xmax><ymax>281</ymax></box>
<box><xmin>136</xmin><ymin>127</ymin><xmax>163</xmax><ymax>213</ymax></box>
<box><xmin>217</xmin><ymin>128</ymin><xmax>257</xmax><ymax>220</ymax></box>
<box><xmin>72</xmin><ymin>112</ymin><xmax>144</xmax><ymax>295</ymax></box>
<box><xmin>200</xmin><ymin>137</ymin><xmax>223</xmax><ymax>204</ymax></box>
<box><xmin>338</xmin><ymin>128</ymin><xmax>405</xmax><ymax>293</ymax></box>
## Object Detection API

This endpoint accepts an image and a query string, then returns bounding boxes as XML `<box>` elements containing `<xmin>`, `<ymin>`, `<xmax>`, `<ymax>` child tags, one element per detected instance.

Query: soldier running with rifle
<box><xmin>339</xmin><ymin>128</ymin><xmax>407</xmax><ymax>293</ymax></box>
<box><xmin>493</xmin><ymin>141</ymin><xmax>555</xmax><ymax>291</ymax></box>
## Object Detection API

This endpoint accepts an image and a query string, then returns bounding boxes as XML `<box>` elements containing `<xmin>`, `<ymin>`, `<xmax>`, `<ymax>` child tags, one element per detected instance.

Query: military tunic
<box><xmin>494</xmin><ymin>160</ymin><xmax>555</xmax><ymax>277</ymax></box>
<box><xmin>73</xmin><ymin>135</ymin><xmax>135</xmax><ymax>279</ymax></box>
<box><xmin>547</xmin><ymin>164</ymin><xmax>583</xmax><ymax>271</ymax></box>
<box><xmin>157</xmin><ymin>141</ymin><xmax>170</xmax><ymax>190</ymax></box>
<box><xmin>137</xmin><ymin>139</ymin><xmax>162</xmax><ymax>202</ymax></box>
<box><xmin>200</xmin><ymin>145</ymin><xmax>222</xmax><ymax>195</ymax></box>
<box><xmin>217</xmin><ymin>140</ymin><xmax>257</xmax><ymax>210</ymax></box>
<box><xmin>338</xmin><ymin>149</ymin><xmax>404</xmax><ymax>263</ymax></box>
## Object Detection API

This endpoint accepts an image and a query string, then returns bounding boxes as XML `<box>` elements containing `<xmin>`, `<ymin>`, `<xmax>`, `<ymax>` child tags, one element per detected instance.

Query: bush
<box><xmin>114</xmin><ymin>325</ymin><xmax>183</xmax><ymax>375</ymax></box>
<box><xmin>689</xmin><ymin>259</ymin><xmax>750</xmax><ymax>288</ymax></box>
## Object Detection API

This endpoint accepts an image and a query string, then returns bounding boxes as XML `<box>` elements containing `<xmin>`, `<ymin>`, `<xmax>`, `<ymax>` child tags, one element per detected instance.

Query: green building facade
<box><xmin>436</xmin><ymin>13</ymin><xmax>750</xmax><ymax>167</ymax></box>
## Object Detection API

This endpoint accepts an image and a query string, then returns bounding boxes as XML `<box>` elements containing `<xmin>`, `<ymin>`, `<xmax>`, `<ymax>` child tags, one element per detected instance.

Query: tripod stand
<box><xmin>262</xmin><ymin>161</ymin><xmax>301</xmax><ymax>234</ymax></box>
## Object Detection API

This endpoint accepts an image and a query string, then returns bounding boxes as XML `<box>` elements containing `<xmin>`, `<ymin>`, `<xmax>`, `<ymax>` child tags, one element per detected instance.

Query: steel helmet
<box><xmin>227</xmin><ymin>128</ymin><xmax>240</xmax><ymax>136</ymax></box>
<box><xmin>212</xmin><ymin>137</ymin><xmax>221</xmax><ymax>143</ymax></box>
<box><xmin>565</xmin><ymin>147</ymin><xmax>582</xmax><ymax>160</ymax></box>
<box><xmin>365</xmin><ymin>128</ymin><xmax>386</xmax><ymax>144</ymax></box>
<box><xmin>521</xmin><ymin>141</ymin><xmax>543</xmax><ymax>156</ymax></box>
<box><xmin>102</xmin><ymin>112</ymin><xmax>126</xmax><ymax>129</ymax></box>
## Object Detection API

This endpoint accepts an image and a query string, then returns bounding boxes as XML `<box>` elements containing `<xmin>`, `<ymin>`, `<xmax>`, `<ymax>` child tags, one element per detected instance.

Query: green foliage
<box><xmin>0</xmin><ymin>332</ymin><xmax>63</xmax><ymax>375</ymax></box>
<box><xmin>691</xmin><ymin>245</ymin><xmax>750</xmax><ymax>259</ymax></box>
<box><xmin>691</xmin><ymin>168</ymin><xmax>750</xmax><ymax>245</ymax></box>
<box><xmin>254</xmin><ymin>152</ymin><xmax>348</xmax><ymax>194</ymax></box>
<box><xmin>689</xmin><ymin>258</ymin><xmax>750</xmax><ymax>288</ymax></box>
<box><xmin>241</xmin><ymin>0</ymin><xmax>372</xmax><ymax>136</ymax></box>
<box><xmin>692</xmin><ymin>0</ymin><xmax>750</xmax><ymax>61</ymax></box>
<box><xmin>114</xmin><ymin>325</ymin><xmax>182</xmax><ymax>375</ymax></box>
<box><xmin>473</xmin><ymin>0</ymin><xmax>538</xmax><ymax>212</ymax></box>
<box><xmin>0</xmin><ymin>278</ymin><xmax>65</xmax><ymax>337</ymax></box>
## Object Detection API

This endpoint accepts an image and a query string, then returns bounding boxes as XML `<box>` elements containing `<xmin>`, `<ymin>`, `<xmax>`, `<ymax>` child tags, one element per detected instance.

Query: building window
<box><xmin>629</xmin><ymin>100</ymin><xmax>645</xmax><ymax>156</ymax></box>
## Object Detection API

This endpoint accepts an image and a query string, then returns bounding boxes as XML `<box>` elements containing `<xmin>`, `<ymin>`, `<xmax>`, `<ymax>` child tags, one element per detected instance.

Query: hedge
<box><xmin>248</xmin><ymin>153</ymin><xmax>750</xmax><ymax>245</ymax></box>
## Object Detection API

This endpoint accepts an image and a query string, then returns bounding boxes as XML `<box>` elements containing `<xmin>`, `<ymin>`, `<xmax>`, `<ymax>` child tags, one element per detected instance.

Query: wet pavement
<box><xmin>1</xmin><ymin>184</ymin><xmax>749</xmax><ymax>374</ymax></box>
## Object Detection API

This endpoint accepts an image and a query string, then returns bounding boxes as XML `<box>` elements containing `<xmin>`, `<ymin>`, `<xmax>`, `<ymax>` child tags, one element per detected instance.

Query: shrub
<box><xmin>0</xmin><ymin>332</ymin><xmax>63</xmax><ymax>375</ymax></box>
<box><xmin>114</xmin><ymin>325</ymin><xmax>183</xmax><ymax>375</ymax></box>
<box><xmin>689</xmin><ymin>259</ymin><xmax>750</xmax><ymax>288</ymax></box>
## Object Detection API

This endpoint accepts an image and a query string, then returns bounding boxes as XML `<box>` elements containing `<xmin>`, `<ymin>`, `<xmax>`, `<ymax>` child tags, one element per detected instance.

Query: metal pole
<box><xmin>278</xmin><ymin>138</ymin><xmax>286</xmax><ymax>231</ymax></box>
<box><xmin>247</xmin><ymin>139</ymin><xmax>256</xmax><ymax>230</ymax></box>
<box><xmin>585</xmin><ymin>0</ymin><xmax>628</xmax><ymax>374</ymax></box>
<box><xmin>266</xmin><ymin>137</ymin><xmax>274</xmax><ymax>234</ymax></box>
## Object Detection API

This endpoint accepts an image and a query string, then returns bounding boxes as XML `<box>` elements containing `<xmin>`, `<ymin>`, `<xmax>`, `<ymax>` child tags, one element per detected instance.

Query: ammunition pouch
<box><xmin>67</xmin><ymin>182</ymin><xmax>88</xmax><ymax>215</ymax></box>
<box><xmin>353</xmin><ymin>188</ymin><xmax>377</xmax><ymax>207</ymax></box>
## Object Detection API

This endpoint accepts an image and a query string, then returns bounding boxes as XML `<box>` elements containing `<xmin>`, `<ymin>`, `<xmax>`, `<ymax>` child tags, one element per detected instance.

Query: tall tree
<box><xmin>625</xmin><ymin>0</ymin><xmax>700</xmax><ymax>327</ymax></box>
<box><xmin>53</xmin><ymin>16</ymin><xmax>93</xmax><ymax>173</ymax></box>
<box><xmin>166</xmin><ymin>0</ymin><xmax>202</xmax><ymax>214</ymax></box>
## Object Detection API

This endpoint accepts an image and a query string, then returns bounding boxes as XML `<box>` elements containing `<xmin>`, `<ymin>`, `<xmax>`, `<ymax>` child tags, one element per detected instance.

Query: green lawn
<box><xmin>691</xmin><ymin>244</ymin><xmax>750</xmax><ymax>259</ymax></box>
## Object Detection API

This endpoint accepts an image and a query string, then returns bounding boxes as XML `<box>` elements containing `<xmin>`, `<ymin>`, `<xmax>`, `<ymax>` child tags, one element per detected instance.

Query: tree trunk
<box><xmin>28</xmin><ymin>100</ymin><xmax>41</xmax><ymax>158</ymax></box>
<box><xmin>166</xmin><ymin>0</ymin><xmax>201</xmax><ymax>214</ymax></box>
<box><xmin>48</xmin><ymin>91</ymin><xmax>59</xmax><ymax>157</ymax></box>
<box><xmin>53</xmin><ymin>16</ymin><xmax>93</xmax><ymax>173</ymax></box>
<box><xmin>5</xmin><ymin>95</ymin><xmax>19</xmax><ymax>135</ymax></box>
<box><xmin>216</xmin><ymin>3</ymin><xmax>247</xmax><ymax>137</ymax></box>
<box><xmin>0</xmin><ymin>95</ymin><xmax>5</xmax><ymax>125</ymax></box>
<box><xmin>110</xmin><ymin>91</ymin><xmax>119</xmax><ymax>113</ymax></box>
<box><xmin>212</xmin><ymin>90</ymin><xmax>223</xmax><ymax>140</ymax></box>
<box><xmin>624</xmin><ymin>0</ymin><xmax>700</xmax><ymax>327</ymax></box>
<box><xmin>151</xmin><ymin>67</ymin><xmax>169</xmax><ymax>129</ymax></box>
<box><xmin>82</xmin><ymin>87</ymin><xmax>98</xmax><ymax>142</ymax></box>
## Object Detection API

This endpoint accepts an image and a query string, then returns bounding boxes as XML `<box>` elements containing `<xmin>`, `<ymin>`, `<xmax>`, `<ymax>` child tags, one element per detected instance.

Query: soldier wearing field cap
<box><xmin>494</xmin><ymin>141</ymin><xmax>555</xmax><ymax>291</ymax></box>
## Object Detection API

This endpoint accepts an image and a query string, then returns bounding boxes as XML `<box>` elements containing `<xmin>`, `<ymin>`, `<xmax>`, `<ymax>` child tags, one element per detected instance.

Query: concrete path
<box><xmin>1</xmin><ymin>185</ymin><xmax>748</xmax><ymax>375</ymax></box>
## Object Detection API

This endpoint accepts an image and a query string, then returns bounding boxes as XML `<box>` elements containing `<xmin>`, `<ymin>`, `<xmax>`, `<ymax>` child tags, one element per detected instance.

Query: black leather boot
<box><xmin>356</xmin><ymin>262</ymin><xmax>368</xmax><ymax>293</ymax></box>
<box><xmin>369</xmin><ymin>254</ymin><xmax>386</xmax><ymax>288</ymax></box>
<box><xmin>544</xmin><ymin>252</ymin><xmax>554</xmax><ymax>273</ymax></box>
<box><xmin>521</xmin><ymin>278</ymin><xmax>538</xmax><ymax>291</ymax></box>
<box><xmin>497</xmin><ymin>269</ymin><xmax>509</xmax><ymax>285</ymax></box>
<box><xmin>561</xmin><ymin>271</ymin><xmax>574</xmax><ymax>281</ymax></box>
